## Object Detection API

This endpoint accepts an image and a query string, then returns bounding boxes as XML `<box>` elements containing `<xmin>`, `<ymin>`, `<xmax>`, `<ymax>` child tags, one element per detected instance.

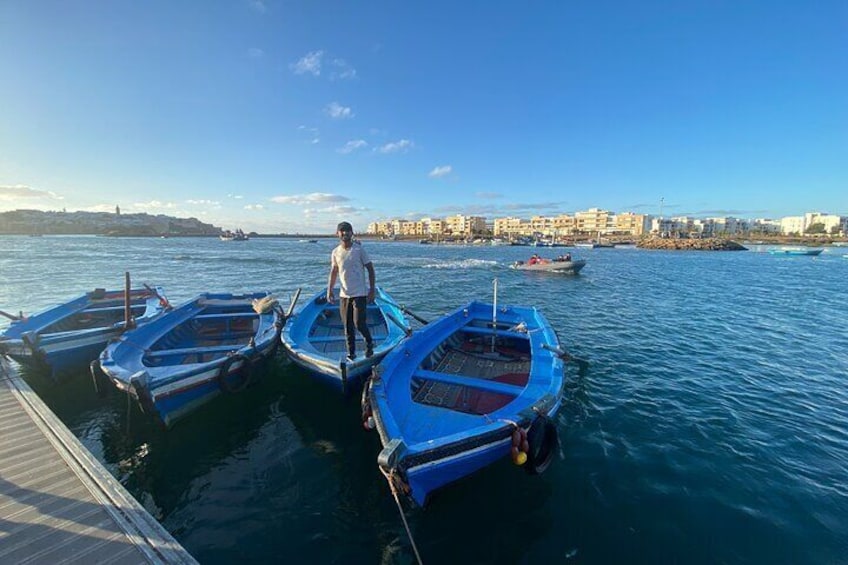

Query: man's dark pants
<box><xmin>340</xmin><ymin>296</ymin><xmax>373</xmax><ymax>357</ymax></box>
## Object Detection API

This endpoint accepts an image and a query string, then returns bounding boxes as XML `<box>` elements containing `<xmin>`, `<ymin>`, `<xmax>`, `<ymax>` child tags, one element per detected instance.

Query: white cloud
<box><xmin>185</xmin><ymin>199</ymin><xmax>220</xmax><ymax>206</ymax></box>
<box><xmin>376</xmin><ymin>139</ymin><xmax>414</xmax><ymax>154</ymax></box>
<box><xmin>475</xmin><ymin>192</ymin><xmax>503</xmax><ymax>199</ymax></box>
<box><xmin>325</xmin><ymin>102</ymin><xmax>353</xmax><ymax>119</ymax></box>
<box><xmin>297</xmin><ymin>125</ymin><xmax>320</xmax><ymax>144</ymax></box>
<box><xmin>248</xmin><ymin>48</ymin><xmax>264</xmax><ymax>59</ymax></box>
<box><xmin>338</xmin><ymin>139</ymin><xmax>368</xmax><ymax>154</ymax></box>
<box><xmin>227</xmin><ymin>194</ymin><xmax>245</xmax><ymax>199</ymax></box>
<box><xmin>271</xmin><ymin>192</ymin><xmax>351</xmax><ymax>205</ymax></box>
<box><xmin>131</xmin><ymin>200</ymin><xmax>177</xmax><ymax>210</ymax></box>
<box><xmin>291</xmin><ymin>50</ymin><xmax>323</xmax><ymax>76</ymax></box>
<box><xmin>244</xmin><ymin>204</ymin><xmax>264</xmax><ymax>210</ymax></box>
<box><xmin>305</xmin><ymin>205</ymin><xmax>361</xmax><ymax>215</ymax></box>
<box><xmin>0</xmin><ymin>184</ymin><xmax>63</xmax><ymax>201</ymax></box>
<box><xmin>248</xmin><ymin>0</ymin><xmax>267</xmax><ymax>13</ymax></box>
<box><xmin>330</xmin><ymin>58</ymin><xmax>357</xmax><ymax>80</ymax></box>
<box><xmin>428</xmin><ymin>165</ymin><xmax>452</xmax><ymax>178</ymax></box>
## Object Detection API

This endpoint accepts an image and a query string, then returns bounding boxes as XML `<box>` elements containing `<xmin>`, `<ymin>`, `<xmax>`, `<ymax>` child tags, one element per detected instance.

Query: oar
<box><xmin>542</xmin><ymin>343</ymin><xmax>589</xmax><ymax>374</ymax></box>
<box><xmin>285</xmin><ymin>288</ymin><xmax>302</xmax><ymax>319</ymax></box>
<box><xmin>375</xmin><ymin>296</ymin><xmax>429</xmax><ymax>325</ymax></box>
<box><xmin>0</xmin><ymin>309</ymin><xmax>22</xmax><ymax>322</ymax></box>
<box><xmin>385</xmin><ymin>310</ymin><xmax>413</xmax><ymax>337</ymax></box>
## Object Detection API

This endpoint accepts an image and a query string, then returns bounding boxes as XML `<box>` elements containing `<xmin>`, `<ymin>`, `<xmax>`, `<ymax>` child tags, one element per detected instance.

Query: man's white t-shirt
<box><xmin>331</xmin><ymin>241</ymin><xmax>372</xmax><ymax>298</ymax></box>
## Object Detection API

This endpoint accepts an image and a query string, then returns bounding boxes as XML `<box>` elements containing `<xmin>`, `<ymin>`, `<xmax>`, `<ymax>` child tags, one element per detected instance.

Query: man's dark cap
<box><xmin>337</xmin><ymin>221</ymin><xmax>353</xmax><ymax>232</ymax></box>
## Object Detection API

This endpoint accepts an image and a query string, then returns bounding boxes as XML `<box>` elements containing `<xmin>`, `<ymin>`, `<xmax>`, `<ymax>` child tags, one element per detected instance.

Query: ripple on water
<box><xmin>3</xmin><ymin>238</ymin><xmax>848</xmax><ymax>563</ymax></box>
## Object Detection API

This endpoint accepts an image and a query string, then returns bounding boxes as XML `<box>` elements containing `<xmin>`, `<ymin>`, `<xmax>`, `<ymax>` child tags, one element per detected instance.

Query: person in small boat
<box><xmin>327</xmin><ymin>221</ymin><xmax>375</xmax><ymax>361</ymax></box>
<box><xmin>528</xmin><ymin>253</ymin><xmax>541</xmax><ymax>265</ymax></box>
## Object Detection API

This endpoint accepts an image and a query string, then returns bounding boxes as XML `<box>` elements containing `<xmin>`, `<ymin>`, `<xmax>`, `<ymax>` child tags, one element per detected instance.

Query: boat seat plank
<box><xmin>193</xmin><ymin>313</ymin><xmax>258</xmax><ymax>320</ymax></box>
<box><xmin>308</xmin><ymin>333</ymin><xmax>388</xmax><ymax>343</ymax></box>
<box><xmin>413</xmin><ymin>369</ymin><xmax>525</xmax><ymax>396</ymax></box>
<box><xmin>147</xmin><ymin>344</ymin><xmax>241</xmax><ymax>357</ymax></box>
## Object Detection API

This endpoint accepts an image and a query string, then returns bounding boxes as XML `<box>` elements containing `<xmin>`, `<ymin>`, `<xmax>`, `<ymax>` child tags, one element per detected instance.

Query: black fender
<box><xmin>524</xmin><ymin>415</ymin><xmax>558</xmax><ymax>475</ymax></box>
<box><xmin>218</xmin><ymin>353</ymin><xmax>251</xmax><ymax>393</ymax></box>
<box><xmin>360</xmin><ymin>374</ymin><xmax>375</xmax><ymax>429</ymax></box>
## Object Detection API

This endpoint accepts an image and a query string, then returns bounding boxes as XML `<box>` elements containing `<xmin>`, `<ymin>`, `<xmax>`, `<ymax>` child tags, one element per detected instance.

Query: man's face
<box><xmin>338</xmin><ymin>228</ymin><xmax>353</xmax><ymax>242</ymax></box>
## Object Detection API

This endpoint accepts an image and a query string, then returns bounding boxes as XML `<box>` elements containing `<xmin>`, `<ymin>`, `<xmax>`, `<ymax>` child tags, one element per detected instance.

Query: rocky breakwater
<box><xmin>637</xmin><ymin>237</ymin><xmax>748</xmax><ymax>251</ymax></box>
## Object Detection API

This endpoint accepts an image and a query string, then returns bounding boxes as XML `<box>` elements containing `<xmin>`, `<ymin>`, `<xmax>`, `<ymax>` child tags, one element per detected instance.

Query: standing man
<box><xmin>327</xmin><ymin>221</ymin><xmax>375</xmax><ymax>361</ymax></box>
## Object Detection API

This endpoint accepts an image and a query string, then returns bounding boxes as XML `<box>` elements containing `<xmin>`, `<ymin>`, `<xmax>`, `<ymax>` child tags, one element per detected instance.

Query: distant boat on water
<box><xmin>512</xmin><ymin>258</ymin><xmax>586</xmax><ymax>274</ymax></box>
<box><xmin>768</xmin><ymin>248</ymin><xmax>823</xmax><ymax>256</ymax></box>
<box><xmin>221</xmin><ymin>229</ymin><xmax>249</xmax><ymax>241</ymax></box>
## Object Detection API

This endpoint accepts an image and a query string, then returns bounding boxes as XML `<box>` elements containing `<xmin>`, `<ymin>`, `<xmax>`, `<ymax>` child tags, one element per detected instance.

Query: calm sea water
<box><xmin>1</xmin><ymin>236</ymin><xmax>847</xmax><ymax>564</ymax></box>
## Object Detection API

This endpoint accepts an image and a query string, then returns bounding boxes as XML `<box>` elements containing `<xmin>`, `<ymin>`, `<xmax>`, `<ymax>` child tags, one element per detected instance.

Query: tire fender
<box><xmin>524</xmin><ymin>415</ymin><xmax>558</xmax><ymax>475</ymax></box>
<box><xmin>218</xmin><ymin>353</ymin><xmax>251</xmax><ymax>393</ymax></box>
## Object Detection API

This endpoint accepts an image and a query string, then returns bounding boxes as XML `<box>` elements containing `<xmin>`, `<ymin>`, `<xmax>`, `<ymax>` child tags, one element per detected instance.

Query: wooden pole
<box><xmin>124</xmin><ymin>272</ymin><xmax>135</xmax><ymax>330</ymax></box>
<box><xmin>491</xmin><ymin>278</ymin><xmax>498</xmax><ymax>352</ymax></box>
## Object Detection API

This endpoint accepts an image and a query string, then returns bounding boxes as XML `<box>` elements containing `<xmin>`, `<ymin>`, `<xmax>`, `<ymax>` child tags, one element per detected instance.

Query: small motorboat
<box><xmin>512</xmin><ymin>258</ymin><xmax>586</xmax><ymax>274</ymax></box>
<box><xmin>97</xmin><ymin>292</ymin><xmax>283</xmax><ymax>428</ymax></box>
<box><xmin>768</xmin><ymin>248</ymin><xmax>823</xmax><ymax>256</ymax></box>
<box><xmin>220</xmin><ymin>228</ymin><xmax>249</xmax><ymax>241</ymax></box>
<box><xmin>0</xmin><ymin>286</ymin><xmax>169</xmax><ymax>378</ymax></box>
<box><xmin>363</xmin><ymin>300</ymin><xmax>570</xmax><ymax>506</ymax></box>
<box><xmin>280</xmin><ymin>287</ymin><xmax>409</xmax><ymax>393</ymax></box>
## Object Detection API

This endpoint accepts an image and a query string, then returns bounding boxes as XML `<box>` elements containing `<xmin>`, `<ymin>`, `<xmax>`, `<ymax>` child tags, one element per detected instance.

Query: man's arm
<box><xmin>365</xmin><ymin>262</ymin><xmax>376</xmax><ymax>303</ymax></box>
<box><xmin>328</xmin><ymin>263</ymin><xmax>338</xmax><ymax>303</ymax></box>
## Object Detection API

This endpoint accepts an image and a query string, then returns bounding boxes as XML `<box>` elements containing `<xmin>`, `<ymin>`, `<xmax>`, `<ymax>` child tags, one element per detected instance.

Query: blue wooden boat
<box><xmin>97</xmin><ymin>292</ymin><xmax>283</xmax><ymax>428</ymax></box>
<box><xmin>0</xmin><ymin>287</ymin><xmax>169</xmax><ymax>377</ymax></box>
<box><xmin>362</xmin><ymin>300</ymin><xmax>568</xmax><ymax>506</ymax></box>
<box><xmin>769</xmin><ymin>248</ymin><xmax>823</xmax><ymax>256</ymax></box>
<box><xmin>280</xmin><ymin>287</ymin><xmax>410</xmax><ymax>393</ymax></box>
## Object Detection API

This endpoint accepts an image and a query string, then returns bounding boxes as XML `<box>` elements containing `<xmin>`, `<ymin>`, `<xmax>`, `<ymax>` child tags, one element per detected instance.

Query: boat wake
<box><xmin>422</xmin><ymin>259</ymin><xmax>499</xmax><ymax>270</ymax></box>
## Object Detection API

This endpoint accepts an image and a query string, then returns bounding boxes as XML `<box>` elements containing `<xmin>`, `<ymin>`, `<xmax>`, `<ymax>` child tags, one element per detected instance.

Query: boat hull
<box><xmin>99</xmin><ymin>292</ymin><xmax>281</xmax><ymax>427</ymax></box>
<box><xmin>280</xmin><ymin>287</ymin><xmax>409</xmax><ymax>393</ymax></box>
<box><xmin>367</xmin><ymin>300</ymin><xmax>566</xmax><ymax>506</ymax></box>
<box><xmin>768</xmin><ymin>249</ymin><xmax>823</xmax><ymax>256</ymax></box>
<box><xmin>512</xmin><ymin>259</ymin><xmax>586</xmax><ymax>274</ymax></box>
<box><xmin>0</xmin><ymin>287</ymin><xmax>169</xmax><ymax>377</ymax></box>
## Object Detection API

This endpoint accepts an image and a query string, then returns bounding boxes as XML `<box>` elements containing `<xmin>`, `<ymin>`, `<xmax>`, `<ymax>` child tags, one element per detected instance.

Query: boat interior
<box><xmin>306</xmin><ymin>304</ymin><xmax>389</xmax><ymax>358</ymax></box>
<box><xmin>42</xmin><ymin>299</ymin><xmax>148</xmax><ymax>334</ymax></box>
<box><xmin>412</xmin><ymin>323</ymin><xmax>531</xmax><ymax>416</ymax></box>
<box><xmin>145</xmin><ymin>304</ymin><xmax>259</xmax><ymax>366</ymax></box>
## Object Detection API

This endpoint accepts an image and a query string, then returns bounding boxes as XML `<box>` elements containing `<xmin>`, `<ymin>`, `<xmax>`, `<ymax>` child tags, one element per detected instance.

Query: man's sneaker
<box><xmin>365</xmin><ymin>343</ymin><xmax>374</xmax><ymax>358</ymax></box>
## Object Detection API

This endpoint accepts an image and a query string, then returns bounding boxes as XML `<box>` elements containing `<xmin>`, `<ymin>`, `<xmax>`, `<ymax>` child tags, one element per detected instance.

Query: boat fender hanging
<box><xmin>511</xmin><ymin>426</ymin><xmax>530</xmax><ymax>466</ymax></box>
<box><xmin>218</xmin><ymin>353</ymin><xmax>251</xmax><ymax>394</ymax></box>
<box><xmin>524</xmin><ymin>415</ymin><xmax>558</xmax><ymax>475</ymax></box>
<box><xmin>360</xmin><ymin>379</ymin><xmax>374</xmax><ymax>430</ymax></box>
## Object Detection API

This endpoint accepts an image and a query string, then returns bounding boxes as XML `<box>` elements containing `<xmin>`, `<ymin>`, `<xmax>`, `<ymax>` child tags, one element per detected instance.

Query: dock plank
<box><xmin>0</xmin><ymin>357</ymin><xmax>197</xmax><ymax>564</ymax></box>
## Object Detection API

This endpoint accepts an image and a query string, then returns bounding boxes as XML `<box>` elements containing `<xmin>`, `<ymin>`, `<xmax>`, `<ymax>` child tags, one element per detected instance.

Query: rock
<box><xmin>636</xmin><ymin>237</ymin><xmax>747</xmax><ymax>251</ymax></box>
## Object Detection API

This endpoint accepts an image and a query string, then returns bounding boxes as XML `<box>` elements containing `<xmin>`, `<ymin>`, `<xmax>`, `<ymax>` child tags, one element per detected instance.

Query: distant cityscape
<box><xmin>1</xmin><ymin>207</ymin><xmax>846</xmax><ymax>239</ymax></box>
<box><xmin>367</xmin><ymin>209</ymin><xmax>848</xmax><ymax>239</ymax></box>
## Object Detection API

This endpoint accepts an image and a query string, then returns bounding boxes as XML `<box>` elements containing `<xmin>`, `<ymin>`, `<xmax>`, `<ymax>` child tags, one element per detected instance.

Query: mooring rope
<box><xmin>378</xmin><ymin>467</ymin><xmax>424</xmax><ymax>565</ymax></box>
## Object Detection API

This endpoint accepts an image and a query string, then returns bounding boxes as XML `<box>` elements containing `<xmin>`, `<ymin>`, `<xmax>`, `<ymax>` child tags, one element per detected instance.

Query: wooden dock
<box><xmin>0</xmin><ymin>357</ymin><xmax>197</xmax><ymax>564</ymax></box>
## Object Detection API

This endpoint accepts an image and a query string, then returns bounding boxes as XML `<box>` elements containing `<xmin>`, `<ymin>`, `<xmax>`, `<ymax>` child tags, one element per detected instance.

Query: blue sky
<box><xmin>1</xmin><ymin>1</ymin><xmax>845</xmax><ymax>233</ymax></box>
